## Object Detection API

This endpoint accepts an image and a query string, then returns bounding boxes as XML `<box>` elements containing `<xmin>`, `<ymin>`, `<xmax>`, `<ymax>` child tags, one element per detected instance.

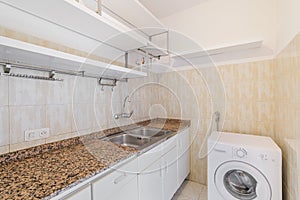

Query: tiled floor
<box><xmin>172</xmin><ymin>180</ymin><xmax>207</xmax><ymax>200</ymax></box>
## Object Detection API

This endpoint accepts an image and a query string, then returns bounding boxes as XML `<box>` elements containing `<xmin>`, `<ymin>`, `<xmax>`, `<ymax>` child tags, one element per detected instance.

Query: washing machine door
<box><xmin>214</xmin><ymin>161</ymin><xmax>271</xmax><ymax>200</ymax></box>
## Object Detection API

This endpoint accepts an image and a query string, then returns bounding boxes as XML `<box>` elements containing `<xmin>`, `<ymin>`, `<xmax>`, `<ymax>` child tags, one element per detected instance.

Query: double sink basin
<box><xmin>101</xmin><ymin>127</ymin><xmax>175</xmax><ymax>151</ymax></box>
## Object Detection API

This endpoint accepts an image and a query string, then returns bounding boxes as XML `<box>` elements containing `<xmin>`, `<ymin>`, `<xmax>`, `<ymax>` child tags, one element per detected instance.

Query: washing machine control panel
<box><xmin>233</xmin><ymin>147</ymin><xmax>247</xmax><ymax>159</ymax></box>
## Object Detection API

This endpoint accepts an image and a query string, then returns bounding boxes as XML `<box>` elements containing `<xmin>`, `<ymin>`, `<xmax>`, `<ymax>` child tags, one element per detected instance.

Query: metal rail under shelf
<box><xmin>0</xmin><ymin>61</ymin><xmax>126</xmax><ymax>90</ymax></box>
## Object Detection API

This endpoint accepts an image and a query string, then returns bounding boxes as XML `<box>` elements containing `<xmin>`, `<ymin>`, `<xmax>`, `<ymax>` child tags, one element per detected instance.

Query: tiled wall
<box><xmin>274</xmin><ymin>34</ymin><xmax>300</xmax><ymax>200</ymax></box>
<box><xmin>1</xmin><ymin>25</ymin><xmax>299</xmax><ymax>200</ymax></box>
<box><xmin>0</xmin><ymin>27</ymin><xmax>156</xmax><ymax>154</ymax></box>
<box><xmin>154</xmin><ymin>33</ymin><xmax>300</xmax><ymax>200</ymax></box>
<box><xmin>153</xmin><ymin>59</ymin><xmax>275</xmax><ymax>185</ymax></box>
<box><xmin>0</xmin><ymin>67</ymin><xmax>155</xmax><ymax>154</ymax></box>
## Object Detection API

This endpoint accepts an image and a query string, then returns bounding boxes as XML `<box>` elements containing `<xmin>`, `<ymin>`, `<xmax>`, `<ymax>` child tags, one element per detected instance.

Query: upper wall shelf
<box><xmin>102</xmin><ymin>0</ymin><xmax>167</xmax><ymax>36</ymax></box>
<box><xmin>0</xmin><ymin>36</ymin><xmax>147</xmax><ymax>79</ymax></box>
<box><xmin>145</xmin><ymin>41</ymin><xmax>274</xmax><ymax>73</ymax></box>
<box><xmin>0</xmin><ymin>0</ymin><xmax>150</xmax><ymax>52</ymax></box>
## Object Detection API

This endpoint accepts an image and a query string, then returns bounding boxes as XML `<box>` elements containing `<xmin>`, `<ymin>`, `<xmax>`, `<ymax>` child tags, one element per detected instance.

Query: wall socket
<box><xmin>25</xmin><ymin>128</ymin><xmax>50</xmax><ymax>141</ymax></box>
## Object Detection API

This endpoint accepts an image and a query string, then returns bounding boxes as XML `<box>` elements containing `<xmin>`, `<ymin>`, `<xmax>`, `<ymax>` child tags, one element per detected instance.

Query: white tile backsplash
<box><xmin>46</xmin><ymin>75</ymin><xmax>74</xmax><ymax>105</ymax></box>
<box><xmin>72</xmin><ymin>77</ymin><xmax>95</xmax><ymax>104</ymax></box>
<box><xmin>1</xmin><ymin>70</ymin><xmax>156</xmax><ymax>154</ymax></box>
<box><xmin>9</xmin><ymin>76</ymin><xmax>48</xmax><ymax>106</ymax></box>
<box><xmin>71</xmin><ymin>103</ymin><xmax>94</xmax><ymax>133</ymax></box>
<box><xmin>93</xmin><ymin>103</ymin><xmax>108</xmax><ymax>131</ymax></box>
<box><xmin>0</xmin><ymin>77</ymin><xmax>8</xmax><ymax>106</ymax></box>
<box><xmin>0</xmin><ymin>106</ymin><xmax>9</xmax><ymax>146</ymax></box>
<box><xmin>46</xmin><ymin>104</ymin><xmax>72</xmax><ymax>135</ymax></box>
<box><xmin>9</xmin><ymin>105</ymin><xmax>46</xmax><ymax>144</ymax></box>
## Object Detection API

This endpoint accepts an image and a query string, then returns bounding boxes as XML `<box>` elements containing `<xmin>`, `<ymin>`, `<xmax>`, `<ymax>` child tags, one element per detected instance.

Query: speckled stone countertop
<box><xmin>0</xmin><ymin>118</ymin><xmax>190</xmax><ymax>200</ymax></box>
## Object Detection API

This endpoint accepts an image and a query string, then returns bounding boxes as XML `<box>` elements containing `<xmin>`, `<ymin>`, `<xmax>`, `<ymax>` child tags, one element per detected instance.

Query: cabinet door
<box><xmin>64</xmin><ymin>185</ymin><xmax>92</xmax><ymax>200</ymax></box>
<box><xmin>104</xmin><ymin>176</ymin><xmax>138</xmax><ymax>200</ymax></box>
<box><xmin>177</xmin><ymin>128</ymin><xmax>190</xmax><ymax>186</ymax></box>
<box><xmin>93</xmin><ymin>158</ymin><xmax>138</xmax><ymax>200</ymax></box>
<box><xmin>139</xmin><ymin>158</ymin><xmax>163</xmax><ymax>200</ymax></box>
<box><xmin>163</xmin><ymin>146</ymin><xmax>178</xmax><ymax>200</ymax></box>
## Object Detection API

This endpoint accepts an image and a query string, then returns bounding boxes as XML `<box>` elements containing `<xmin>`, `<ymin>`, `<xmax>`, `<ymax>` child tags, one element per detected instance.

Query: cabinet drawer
<box><xmin>92</xmin><ymin>158</ymin><xmax>138</xmax><ymax>199</ymax></box>
<box><xmin>138</xmin><ymin>135</ymin><xmax>177</xmax><ymax>172</ymax></box>
<box><xmin>63</xmin><ymin>185</ymin><xmax>92</xmax><ymax>200</ymax></box>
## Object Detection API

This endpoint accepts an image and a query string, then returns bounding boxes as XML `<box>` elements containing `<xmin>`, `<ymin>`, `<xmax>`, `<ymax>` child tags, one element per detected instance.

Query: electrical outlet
<box><xmin>25</xmin><ymin>128</ymin><xmax>50</xmax><ymax>141</ymax></box>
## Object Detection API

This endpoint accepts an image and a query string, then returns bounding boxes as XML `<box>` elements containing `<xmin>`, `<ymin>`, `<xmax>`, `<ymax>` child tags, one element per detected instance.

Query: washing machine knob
<box><xmin>236</xmin><ymin>148</ymin><xmax>247</xmax><ymax>158</ymax></box>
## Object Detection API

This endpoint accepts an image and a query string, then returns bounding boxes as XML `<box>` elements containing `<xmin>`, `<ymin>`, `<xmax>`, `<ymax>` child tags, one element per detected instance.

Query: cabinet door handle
<box><xmin>165</xmin><ymin>161</ymin><xmax>169</xmax><ymax>173</ymax></box>
<box><xmin>159</xmin><ymin>164</ymin><xmax>162</xmax><ymax>177</ymax></box>
<box><xmin>113</xmin><ymin>173</ymin><xmax>127</xmax><ymax>184</ymax></box>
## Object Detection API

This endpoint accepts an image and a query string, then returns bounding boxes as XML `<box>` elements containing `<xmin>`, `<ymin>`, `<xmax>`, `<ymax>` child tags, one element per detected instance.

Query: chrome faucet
<box><xmin>114</xmin><ymin>95</ymin><xmax>134</xmax><ymax>119</ymax></box>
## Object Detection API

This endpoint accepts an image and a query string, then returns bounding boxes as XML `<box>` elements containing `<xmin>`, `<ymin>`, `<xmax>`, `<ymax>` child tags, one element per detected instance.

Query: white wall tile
<box><xmin>0</xmin><ymin>145</ymin><xmax>9</xmax><ymax>154</ymax></box>
<box><xmin>0</xmin><ymin>106</ymin><xmax>9</xmax><ymax>146</ymax></box>
<box><xmin>72</xmin><ymin>77</ymin><xmax>95</xmax><ymax>104</ymax></box>
<box><xmin>9</xmin><ymin>77</ymin><xmax>48</xmax><ymax>106</ymax></box>
<box><xmin>71</xmin><ymin>103</ymin><xmax>94</xmax><ymax>133</ymax></box>
<box><xmin>46</xmin><ymin>104</ymin><xmax>72</xmax><ymax>135</ymax></box>
<box><xmin>93</xmin><ymin>103</ymin><xmax>108</xmax><ymax>131</ymax></box>
<box><xmin>10</xmin><ymin>106</ymin><xmax>46</xmax><ymax>144</ymax></box>
<box><xmin>10</xmin><ymin>139</ymin><xmax>45</xmax><ymax>152</ymax></box>
<box><xmin>46</xmin><ymin>75</ymin><xmax>74</xmax><ymax>105</ymax></box>
<box><xmin>0</xmin><ymin>77</ymin><xmax>8</xmax><ymax>106</ymax></box>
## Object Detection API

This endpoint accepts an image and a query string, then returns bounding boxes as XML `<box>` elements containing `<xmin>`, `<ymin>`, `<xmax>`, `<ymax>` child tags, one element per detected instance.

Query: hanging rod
<box><xmin>0</xmin><ymin>70</ymin><xmax>63</xmax><ymax>81</ymax></box>
<box><xmin>0</xmin><ymin>61</ymin><xmax>128</xmax><ymax>82</ymax></box>
<box><xmin>0</xmin><ymin>63</ymin><xmax>63</xmax><ymax>81</ymax></box>
<box><xmin>137</xmin><ymin>48</ymin><xmax>161</xmax><ymax>60</ymax></box>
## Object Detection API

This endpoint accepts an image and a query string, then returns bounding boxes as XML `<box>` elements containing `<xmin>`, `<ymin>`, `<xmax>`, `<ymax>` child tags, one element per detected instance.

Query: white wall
<box><xmin>275</xmin><ymin>0</ymin><xmax>300</xmax><ymax>54</ymax></box>
<box><xmin>161</xmin><ymin>0</ymin><xmax>277</xmax><ymax>53</ymax></box>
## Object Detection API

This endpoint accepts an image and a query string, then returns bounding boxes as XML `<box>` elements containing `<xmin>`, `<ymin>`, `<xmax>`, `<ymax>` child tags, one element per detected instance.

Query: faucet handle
<box><xmin>114</xmin><ymin>114</ymin><xmax>119</xmax><ymax>119</ymax></box>
<box><xmin>129</xmin><ymin>110</ymin><xmax>134</xmax><ymax>117</ymax></box>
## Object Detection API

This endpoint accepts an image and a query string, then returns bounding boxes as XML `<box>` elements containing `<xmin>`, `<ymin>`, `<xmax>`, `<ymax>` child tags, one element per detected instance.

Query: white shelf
<box><xmin>143</xmin><ymin>41</ymin><xmax>274</xmax><ymax>73</ymax></box>
<box><xmin>0</xmin><ymin>0</ymin><xmax>150</xmax><ymax>52</ymax></box>
<box><xmin>102</xmin><ymin>0</ymin><xmax>166</xmax><ymax>36</ymax></box>
<box><xmin>0</xmin><ymin>36</ymin><xmax>147</xmax><ymax>79</ymax></box>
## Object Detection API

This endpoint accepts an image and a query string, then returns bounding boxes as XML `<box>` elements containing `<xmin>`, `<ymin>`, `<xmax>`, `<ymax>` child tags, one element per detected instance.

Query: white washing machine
<box><xmin>208</xmin><ymin>132</ymin><xmax>282</xmax><ymax>200</ymax></box>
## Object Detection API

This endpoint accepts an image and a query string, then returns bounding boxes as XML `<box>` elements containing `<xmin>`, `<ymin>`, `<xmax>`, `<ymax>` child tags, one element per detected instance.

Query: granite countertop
<box><xmin>0</xmin><ymin>118</ymin><xmax>190</xmax><ymax>200</ymax></box>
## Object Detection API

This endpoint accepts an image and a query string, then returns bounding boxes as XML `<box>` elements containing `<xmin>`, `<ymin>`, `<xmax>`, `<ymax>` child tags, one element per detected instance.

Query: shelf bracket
<box><xmin>3</xmin><ymin>64</ymin><xmax>11</xmax><ymax>73</ymax></box>
<box><xmin>99</xmin><ymin>77</ymin><xmax>117</xmax><ymax>91</ymax></box>
<box><xmin>97</xmin><ymin>0</ymin><xmax>102</xmax><ymax>15</ymax></box>
<box><xmin>125</xmin><ymin>52</ymin><xmax>128</xmax><ymax>68</ymax></box>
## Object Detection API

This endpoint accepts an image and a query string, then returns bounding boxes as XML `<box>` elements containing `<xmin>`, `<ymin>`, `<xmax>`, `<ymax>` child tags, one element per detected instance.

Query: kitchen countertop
<box><xmin>0</xmin><ymin>118</ymin><xmax>190</xmax><ymax>200</ymax></box>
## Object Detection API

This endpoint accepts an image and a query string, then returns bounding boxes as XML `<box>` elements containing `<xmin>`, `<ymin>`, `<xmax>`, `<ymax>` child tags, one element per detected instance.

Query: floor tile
<box><xmin>172</xmin><ymin>180</ymin><xmax>207</xmax><ymax>200</ymax></box>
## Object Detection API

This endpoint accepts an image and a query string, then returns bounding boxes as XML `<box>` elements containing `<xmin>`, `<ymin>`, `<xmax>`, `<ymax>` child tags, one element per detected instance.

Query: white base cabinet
<box><xmin>139</xmin><ymin>135</ymin><xmax>180</xmax><ymax>200</ymax></box>
<box><xmin>57</xmin><ymin>128</ymin><xmax>190</xmax><ymax>200</ymax></box>
<box><xmin>139</xmin><ymin>156</ymin><xmax>164</xmax><ymax>200</ymax></box>
<box><xmin>177</xmin><ymin>128</ymin><xmax>190</xmax><ymax>187</ymax></box>
<box><xmin>162</xmin><ymin>146</ymin><xmax>178</xmax><ymax>200</ymax></box>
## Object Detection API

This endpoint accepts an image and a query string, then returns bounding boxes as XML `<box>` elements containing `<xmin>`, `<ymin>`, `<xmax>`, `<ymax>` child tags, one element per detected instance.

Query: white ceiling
<box><xmin>139</xmin><ymin>0</ymin><xmax>208</xmax><ymax>19</ymax></box>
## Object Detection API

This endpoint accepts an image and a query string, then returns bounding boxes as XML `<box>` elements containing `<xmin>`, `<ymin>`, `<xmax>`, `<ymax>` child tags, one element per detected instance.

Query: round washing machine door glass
<box><xmin>214</xmin><ymin>161</ymin><xmax>272</xmax><ymax>200</ymax></box>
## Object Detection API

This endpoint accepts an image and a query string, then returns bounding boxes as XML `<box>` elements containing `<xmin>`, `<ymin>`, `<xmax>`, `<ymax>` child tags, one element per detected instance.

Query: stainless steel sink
<box><xmin>101</xmin><ymin>127</ymin><xmax>175</xmax><ymax>151</ymax></box>
<box><xmin>102</xmin><ymin>134</ymin><xmax>150</xmax><ymax>149</ymax></box>
<box><xmin>125</xmin><ymin>127</ymin><xmax>171</xmax><ymax>138</ymax></box>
